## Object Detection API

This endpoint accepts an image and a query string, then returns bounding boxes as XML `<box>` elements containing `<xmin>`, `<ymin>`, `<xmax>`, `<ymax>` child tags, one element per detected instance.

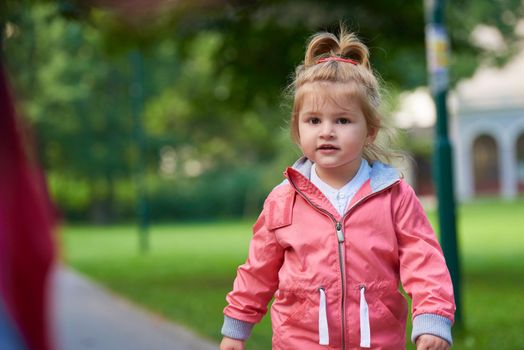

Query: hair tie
<box><xmin>317</xmin><ymin>57</ymin><xmax>358</xmax><ymax>65</ymax></box>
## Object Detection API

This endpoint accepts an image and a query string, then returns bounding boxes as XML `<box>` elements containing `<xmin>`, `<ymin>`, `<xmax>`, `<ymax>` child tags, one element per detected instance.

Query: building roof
<box><xmin>394</xmin><ymin>46</ymin><xmax>524</xmax><ymax>128</ymax></box>
<box><xmin>456</xmin><ymin>49</ymin><xmax>524</xmax><ymax>110</ymax></box>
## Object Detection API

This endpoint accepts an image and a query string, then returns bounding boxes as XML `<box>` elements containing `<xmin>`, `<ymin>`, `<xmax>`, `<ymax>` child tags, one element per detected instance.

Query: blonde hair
<box><xmin>289</xmin><ymin>27</ymin><xmax>395</xmax><ymax>164</ymax></box>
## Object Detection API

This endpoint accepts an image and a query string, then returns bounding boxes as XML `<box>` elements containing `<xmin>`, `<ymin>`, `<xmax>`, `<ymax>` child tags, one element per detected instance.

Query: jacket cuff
<box><xmin>221</xmin><ymin>315</ymin><xmax>254</xmax><ymax>340</ymax></box>
<box><xmin>411</xmin><ymin>313</ymin><xmax>453</xmax><ymax>345</ymax></box>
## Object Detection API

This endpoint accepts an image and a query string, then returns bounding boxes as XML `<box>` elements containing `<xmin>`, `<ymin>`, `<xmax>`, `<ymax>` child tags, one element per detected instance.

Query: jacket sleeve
<box><xmin>393</xmin><ymin>181</ymin><xmax>456</xmax><ymax>344</ymax></box>
<box><xmin>222</xmin><ymin>199</ymin><xmax>285</xmax><ymax>340</ymax></box>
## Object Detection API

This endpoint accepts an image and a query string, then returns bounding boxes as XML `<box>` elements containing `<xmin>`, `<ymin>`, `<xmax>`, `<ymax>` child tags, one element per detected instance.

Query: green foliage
<box><xmin>61</xmin><ymin>197</ymin><xmax>524</xmax><ymax>350</ymax></box>
<box><xmin>72</xmin><ymin>0</ymin><xmax>524</xmax><ymax>89</ymax></box>
<box><xmin>147</xmin><ymin>166</ymin><xmax>269</xmax><ymax>221</ymax></box>
<box><xmin>446</xmin><ymin>0</ymin><xmax>524</xmax><ymax>84</ymax></box>
<box><xmin>4</xmin><ymin>3</ymin><xmax>138</xmax><ymax>221</ymax></box>
<box><xmin>3</xmin><ymin>1</ymin><xmax>524</xmax><ymax>222</ymax></box>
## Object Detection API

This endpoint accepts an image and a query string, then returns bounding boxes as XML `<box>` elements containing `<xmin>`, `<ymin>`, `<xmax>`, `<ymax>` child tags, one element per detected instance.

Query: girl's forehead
<box><xmin>298</xmin><ymin>82</ymin><xmax>361</xmax><ymax>111</ymax></box>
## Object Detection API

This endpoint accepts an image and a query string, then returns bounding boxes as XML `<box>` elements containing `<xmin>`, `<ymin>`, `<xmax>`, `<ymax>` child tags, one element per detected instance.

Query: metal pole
<box><xmin>424</xmin><ymin>0</ymin><xmax>462</xmax><ymax>326</ymax></box>
<box><xmin>129</xmin><ymin>49</ymin><xmax>149</xmax><ymax>253</ymax></box>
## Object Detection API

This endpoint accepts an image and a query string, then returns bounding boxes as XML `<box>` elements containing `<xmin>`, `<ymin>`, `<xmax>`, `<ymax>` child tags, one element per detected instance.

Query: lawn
<box><xmin>59</xmin><ymin>197</ymin><xmax>524</xmax><ymax>349</ymax></box>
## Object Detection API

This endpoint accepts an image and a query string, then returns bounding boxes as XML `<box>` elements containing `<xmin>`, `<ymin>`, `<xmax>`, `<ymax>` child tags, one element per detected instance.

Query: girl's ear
<box><xmin>367</xmin><ymin>127</ymin><xmax>378</xmax><ymax>143</ymax></box>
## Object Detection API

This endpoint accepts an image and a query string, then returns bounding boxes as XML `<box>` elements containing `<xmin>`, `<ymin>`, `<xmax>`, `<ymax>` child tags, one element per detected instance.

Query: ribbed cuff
<box><xmin>221</xmin><ymin>315</ymin><xmax>254</xmax><ymax>340</ymax></box>
<box><xmin>411</xmin><ymin>313</ymin><xmax>453</xmax><ymax>345</ymax></box>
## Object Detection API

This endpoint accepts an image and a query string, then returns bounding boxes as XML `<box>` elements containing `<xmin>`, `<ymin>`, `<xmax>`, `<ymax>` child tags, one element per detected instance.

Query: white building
<box><xmin>395</xmin><ymin>51</ymin><xmax>524</xmax><ymax>200</ymax></box>
<box><xmin>452</xmin><ymin>51</ymin><xmax>524</xmax><ymax>200</ymax></box>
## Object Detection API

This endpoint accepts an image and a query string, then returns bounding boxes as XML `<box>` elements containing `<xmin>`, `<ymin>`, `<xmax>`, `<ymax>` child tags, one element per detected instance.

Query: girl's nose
<box><xmin>320</xmin><ymin>122</ymin><xmax>335</xmax><ymax>138</ymax></box>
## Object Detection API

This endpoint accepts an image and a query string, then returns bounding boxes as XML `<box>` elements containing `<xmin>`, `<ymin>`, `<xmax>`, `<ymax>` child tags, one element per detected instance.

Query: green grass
<box><xmin>60</xmin><ymin>197</ymin><xmax>524</xmax><ymax>349</ymax></box>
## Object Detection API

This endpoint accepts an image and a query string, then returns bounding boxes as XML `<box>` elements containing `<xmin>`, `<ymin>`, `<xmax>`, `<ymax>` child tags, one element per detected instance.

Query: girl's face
<box><xmin>297</xmin><ymin>82</ymin><xmax>375</xmax><ymax>187</ymax></box>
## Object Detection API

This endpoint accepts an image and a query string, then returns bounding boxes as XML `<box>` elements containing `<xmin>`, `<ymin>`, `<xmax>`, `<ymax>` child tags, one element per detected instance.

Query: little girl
<box><xmin>220</xmin><ymin>28</ymin><xmax>455</xmax><ymax>350</ymax></box>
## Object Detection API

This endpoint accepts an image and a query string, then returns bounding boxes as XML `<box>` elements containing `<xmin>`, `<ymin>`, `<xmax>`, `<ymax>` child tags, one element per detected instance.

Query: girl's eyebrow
<box><xmin>301</xmin><ymin>110</ymin><xmax>353</xmax><ymax>117</ymax></box>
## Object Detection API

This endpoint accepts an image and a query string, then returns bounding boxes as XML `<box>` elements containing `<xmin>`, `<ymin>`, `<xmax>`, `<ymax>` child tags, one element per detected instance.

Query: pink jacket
<box><xmin>222</xmin><ymin>159</ymin><xmax>455</xmax><ymax>349</ymax></box>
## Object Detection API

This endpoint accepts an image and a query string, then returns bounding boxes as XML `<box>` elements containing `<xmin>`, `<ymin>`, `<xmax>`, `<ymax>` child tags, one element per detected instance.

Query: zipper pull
<box><xmin>336</xmin><ymin>222</ymin><xmax>344</xmax><ymax>243</ymax></box>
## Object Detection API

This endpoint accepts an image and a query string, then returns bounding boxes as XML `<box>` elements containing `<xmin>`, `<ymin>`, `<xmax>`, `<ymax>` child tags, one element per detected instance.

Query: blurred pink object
<box><xmin>0</xmin><ymin>64</ymin><xmax>56</xmax><ymax>349</ymax></box>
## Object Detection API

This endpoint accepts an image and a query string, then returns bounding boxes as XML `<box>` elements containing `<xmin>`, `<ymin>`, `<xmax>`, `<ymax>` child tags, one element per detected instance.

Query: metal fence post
<box><xmin>424</xmin><ymin>0</ymin><xmax>463</xmax><ymax>326</ymax></box>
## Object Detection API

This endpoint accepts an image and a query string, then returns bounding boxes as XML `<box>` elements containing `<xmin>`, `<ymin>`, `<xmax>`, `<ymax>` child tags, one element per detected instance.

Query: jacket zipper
<box><xmin>287</xmin><ymin>174</ymin><xmax>400</xmax><ymax>349</ymax></box>
<box><xmin>335</xmin><ymin>221</ymin><xmax>346</xmax><ymax>348</ymax></box>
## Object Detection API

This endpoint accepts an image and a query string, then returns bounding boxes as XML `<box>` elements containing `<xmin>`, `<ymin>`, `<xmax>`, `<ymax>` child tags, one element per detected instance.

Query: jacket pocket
<box><xmin>271</xmin><ymin>290</ymin><xmax>311</xmax><ymax>330</ymax></box>
<box><xmin>355</xmin><ymin>283</ymin><xmax>407</xmax><ymax>349</ymax></box>
<box><xmin>271</xmin><ymin>288</ymin><xmax>326</xmax><ymax>347</ymax></box>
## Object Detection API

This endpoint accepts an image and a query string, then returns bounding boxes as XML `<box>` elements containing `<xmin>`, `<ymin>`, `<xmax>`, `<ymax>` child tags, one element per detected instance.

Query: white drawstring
<box><xmin>318</xmin><ymin>288</ymin><xmax>329</xmax><ymax>345</ymax></box>
<box><xmin>360</xmin><ymin>286</ymin><xmax>371</xmax><ymax>348</ymax></box>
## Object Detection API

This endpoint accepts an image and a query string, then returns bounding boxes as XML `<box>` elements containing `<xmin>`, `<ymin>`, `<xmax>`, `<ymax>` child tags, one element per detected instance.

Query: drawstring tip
<box><xmin>360</xmin><ymin>286</ymin><xmax>371</xmax><ymax>348</ymax></box>
<box><xmin>318</xmin><ymin>287</ymin><xmax>329</xmax><ymax>345</ymax></box>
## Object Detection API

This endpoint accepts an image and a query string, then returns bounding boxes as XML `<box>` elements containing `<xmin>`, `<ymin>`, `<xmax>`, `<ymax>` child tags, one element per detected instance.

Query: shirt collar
<box><xmin>311</xmin><ymin>159</ymin><xmax>370</xmax><ymax>199</ymax></box>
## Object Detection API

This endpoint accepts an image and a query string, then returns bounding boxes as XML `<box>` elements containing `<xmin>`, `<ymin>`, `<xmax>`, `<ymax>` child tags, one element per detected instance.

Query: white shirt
<box><xmin>310</xmin><ymin>159</ymin><xmax>371</xmax><ymax>216</ymax></box>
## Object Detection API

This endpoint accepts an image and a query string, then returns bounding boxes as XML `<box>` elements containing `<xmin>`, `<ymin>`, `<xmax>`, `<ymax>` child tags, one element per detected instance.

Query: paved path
<box><xmin>52</xmin><ymin>267</ymin><xmax>218</xmax><ymax>350</ymax></box>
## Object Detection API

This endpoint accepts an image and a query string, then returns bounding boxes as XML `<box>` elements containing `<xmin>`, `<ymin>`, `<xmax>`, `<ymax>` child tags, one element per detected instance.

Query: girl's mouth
<box><xmin>318</xmin><ymin>144</ymin><xmax>339</xmax><ymax>151</ymax></box>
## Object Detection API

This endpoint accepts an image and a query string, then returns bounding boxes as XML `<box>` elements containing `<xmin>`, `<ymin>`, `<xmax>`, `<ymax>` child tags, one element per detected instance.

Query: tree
<box><xmin>3</xmin><ymin>4</ymin><xmax>136</xmax><ymax>221</ymax></box>
<box><xmin>2</xmin><ymin>0</ymin><xmax>523</xmax><ymax>221</ymax></box>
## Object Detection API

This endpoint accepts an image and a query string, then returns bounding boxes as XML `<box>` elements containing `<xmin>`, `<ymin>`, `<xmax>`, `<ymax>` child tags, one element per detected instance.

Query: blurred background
<box><xmin>1</xmin><ymin>0</ymin><xmax>523</xmax><ymax>349</ymax></box>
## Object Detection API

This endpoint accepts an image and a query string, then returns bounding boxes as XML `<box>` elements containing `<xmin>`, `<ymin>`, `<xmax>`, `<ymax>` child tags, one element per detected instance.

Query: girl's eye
<box><xmin>337</xmin><ymin>118</ymin><xmax>350</xmax><ymax>124</ymax></box>
<box><xmin>309</xmin><ymin>117</ymin><xmax>321</xmax><ymax>125</ymax></box>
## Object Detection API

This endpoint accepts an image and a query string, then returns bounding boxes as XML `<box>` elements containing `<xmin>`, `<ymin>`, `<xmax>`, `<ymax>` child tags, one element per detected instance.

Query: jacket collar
<box><xmin>284</xmin><ymin>157</ymin><xmax>400</xmax><ymax>217</ymax></box>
